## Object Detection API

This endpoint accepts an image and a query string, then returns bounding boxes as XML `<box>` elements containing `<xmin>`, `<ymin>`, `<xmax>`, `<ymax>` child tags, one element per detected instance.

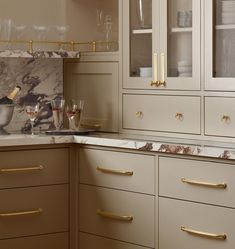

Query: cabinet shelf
<box><xmin>215</xmin><ymin>24</ymin><xmax>235</xmax><ymax>30</ymax></box>
<box><xmin>0</xmin><ymin>50</ymin><xmax>80</xmax><ymax>59</ymax></box>
<box><xmin>170</xmin><ymin>27</ymin><xmax>193</xmax><ymax>33</ymax></box>
<box><xmin>132</xmin><ymin>29</ymin><xmax>152</xmax><ymax>34</ymax></box>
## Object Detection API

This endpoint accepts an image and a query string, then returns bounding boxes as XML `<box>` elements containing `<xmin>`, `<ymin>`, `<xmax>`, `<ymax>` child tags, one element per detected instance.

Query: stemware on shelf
<box><xmin>32</xmin><ymin>25</ymin><xmax>49</xmax><ymax>51</ymax></box>
<box><xmin>25</xmin><ymin>103</ymin><xmax>40</xmax><ymax>135</ymax></box>
<box><xmin>55</xmin><ymin>25</ymin><xmax>70</xmax><ymax>51</ymax></box>
<box><xmin>65</xmin><ymin>99</ymin><xmax>84</xmax><ymax>130</ymax></box>
<box><xmin>104</xmin><ymin>14</ymin><xmax>113</xmax><ymax>51</ymax></box>
<box><xmin>51</xmin><ymin>99</ymin><xmax>65</xmax><ymax>130</ymax></box>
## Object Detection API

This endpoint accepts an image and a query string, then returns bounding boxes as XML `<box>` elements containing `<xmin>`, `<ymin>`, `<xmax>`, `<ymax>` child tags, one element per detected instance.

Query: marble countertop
<box><xmin>1</xmin><ymin>132</ymin><xmax>235</xmax><ymax>160</ymax></box>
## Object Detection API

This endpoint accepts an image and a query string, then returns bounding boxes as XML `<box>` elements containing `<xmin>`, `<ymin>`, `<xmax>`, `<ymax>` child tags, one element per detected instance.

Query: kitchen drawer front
<box><xmin>205</xmin><ymin>97</ymin><xmax>235</xmax><ymax>137</ymax></box>
<box><xmin>0</xmin><ymin>148</ymin><xmax>69</xmax><ymax>189</ymax></box>
<box><xmin>159</xmin><ymin>157</ymin><xmax>235</xmax><ymax>208</ymax></box>
<box><xmin>79</xmin><ymin>185</ymin><xmax>155</xmax><ymax>248</ymax></box>
<box><xmin>159</xmin><ymin>197</ymin><xmax>235</xmax><ymax>249</ymax></box>
<box><xmin>0</xmin><ymin>232</ymin><xmax>69</xmax><ymax>249</ymax></box>
<box><xmin>80</xmin><ymin>232</ymin><xmax>151</xmax><ymax>249</ymax></box>
<box><xmin>0</xmin><ymin>185</ymin><xmax>68</xmax><ymax>239</ymax></box>
<box><xmin>79</xmin><ymin>148</ymin><xmax>155</xmax><ymax>195</ymax></box>
<box><xmin>123</xmin><ymin>94</ymin><xmax>201</xmax><ymax>134</ymax></box>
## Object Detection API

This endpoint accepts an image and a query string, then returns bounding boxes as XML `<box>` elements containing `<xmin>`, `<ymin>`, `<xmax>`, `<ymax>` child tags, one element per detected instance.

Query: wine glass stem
<box><xmin>31</xmin><ymin>121</ymin><xmax>34</xmax><ymax>135</ymax></box>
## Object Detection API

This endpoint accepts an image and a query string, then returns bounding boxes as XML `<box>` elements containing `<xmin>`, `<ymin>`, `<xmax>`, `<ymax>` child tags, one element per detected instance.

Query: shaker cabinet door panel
<box><xmin>64</xmin><ymin>61</ymin><xmax>119</xmax><ymax>132</ymax></box>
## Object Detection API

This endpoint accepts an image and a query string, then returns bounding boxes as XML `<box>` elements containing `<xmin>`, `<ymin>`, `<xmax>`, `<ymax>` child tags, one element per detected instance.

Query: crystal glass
<box><xmin>32</xmin><ymin>25</ymin><xmax>49</xmax><ymax>51</ymax></box>
<box><xmin>25</xmin><ymin>103</ymin><xmax>40</xmax><ymax>135</ymax></box>
<box><xmin>51</xmin><ymin>99</ymin><xmax>65</xmax><ymax>130</ymax></box>
<box><xmin>104</xmin><ymin>14</ymin><xmax>113</xmax><ymax>51</ymax></box>
<box><xmin>55</xmin><ymin>25</ymin><xmax>70</xmax><ymax>51</ymax></box>
<box><xmin>65</xmin><ymin>100</ymin><xmax>84</xmax><ymax>130</ymax></box>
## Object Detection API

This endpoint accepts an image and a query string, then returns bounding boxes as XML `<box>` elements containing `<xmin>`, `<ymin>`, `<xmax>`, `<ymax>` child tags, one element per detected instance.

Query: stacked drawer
<box><xmin>159</xmin><ymin>156</ymin><xmax>235</xmax><ymax>249</ymax></box>
<box><xmin>0</xmin><ymin>147</ymin><xmax>69</xmax><ymax>249</ymax></box>
<box><xmin>79</xmin><ymin>148</ymin><xmax>156</xmax><ymax>249</ymax></box>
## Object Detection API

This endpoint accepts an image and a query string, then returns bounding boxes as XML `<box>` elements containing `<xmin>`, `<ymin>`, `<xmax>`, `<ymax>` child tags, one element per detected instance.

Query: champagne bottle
<box><xmin>0</xmin><ymin>86</ymin><xmax>21</xmax><ymax>104</ymax></box>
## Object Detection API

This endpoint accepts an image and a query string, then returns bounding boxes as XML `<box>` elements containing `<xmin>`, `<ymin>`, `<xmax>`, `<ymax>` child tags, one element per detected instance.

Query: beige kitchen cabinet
<box><xmin>64</xmin><ymin>59</ymin><xmax>119</xmax><ymax>132</ymax></box>
<box><xmin>159</xmin><ymin>155</ymin><xmax>235</xmax><ymax>249</ymax></box>
<box><xmin>205</xmin><ymin>0</ymin><xmax>235</xmax><ymax>91</ymax></box>
<box><xmin>79</xmin><ymin>147</ymin><xmax>156</xmax><ymax>249</ymax></box>
<box><xmin>123</xmin><ymin>94</ymin><xmax>201</xmax><ymax>134</ymax></box>
<box><xmin>123</xmin><ymin>0</ymin><xmax>200</xmax><ymax>90</ymax></box>
<box><xmin>205</xmin><ymin>97</ymin><xmax>235</xmax><ymax>138</ymax></box>
<box><xmin>0</xmin><ymin>145</ymin><xmax>74</xmax><ymax>249</ymax></box>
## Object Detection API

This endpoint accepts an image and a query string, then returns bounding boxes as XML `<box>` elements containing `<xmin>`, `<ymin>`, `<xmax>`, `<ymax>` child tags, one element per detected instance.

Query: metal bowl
<box><xmin>0</xmin><ymin>104</ymin><xmax>15</xmax><ymax>134</ymax></box>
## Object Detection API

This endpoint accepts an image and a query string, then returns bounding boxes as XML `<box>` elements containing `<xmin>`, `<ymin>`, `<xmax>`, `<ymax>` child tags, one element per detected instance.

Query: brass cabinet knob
<box><xmin>136</xmin><ymin>111</ymin><xmax>143</xmax><ymax>119</ymax></box>
<box><xmin>221</xmin><ymin>115</ymin><xmax>231</xmax><ymax>124</ymax></box>
<box><xmin>175</xmin><ymin>112</ymin><xmax>184</xmax><ymax>121</ymax></box>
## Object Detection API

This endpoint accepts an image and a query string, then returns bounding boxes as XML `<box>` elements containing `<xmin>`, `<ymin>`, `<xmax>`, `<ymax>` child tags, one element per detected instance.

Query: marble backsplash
<box><xmin>0</xmin><ymin>58</ymin><xmax>63</xmax><ymax>133</ymax></box>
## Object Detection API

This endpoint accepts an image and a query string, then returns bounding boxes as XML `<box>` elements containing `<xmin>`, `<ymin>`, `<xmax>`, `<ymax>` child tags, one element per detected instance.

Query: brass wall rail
<box><xmin>0</xmin><ymin>39</ymin><xmax>118</xmax><ymax>53</ymax></box>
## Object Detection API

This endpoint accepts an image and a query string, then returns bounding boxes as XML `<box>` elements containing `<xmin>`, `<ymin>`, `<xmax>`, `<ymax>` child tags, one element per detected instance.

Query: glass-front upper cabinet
<box><xmin>205</xmin><ymin>0</ymin><xmax>235</xmax><ymax>90</ymax></box>
<box><xmin>123</xmin><ymin>0</ymin><xmax>200</xmax><ymax>90</ymax></box>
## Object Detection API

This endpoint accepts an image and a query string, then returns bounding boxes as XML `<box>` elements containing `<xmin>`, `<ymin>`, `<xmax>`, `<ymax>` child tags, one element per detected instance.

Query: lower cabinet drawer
<box><xmin>205</xmin><ymin>97</ymin><xmax>235</xmax><ymax>137</ymax></box>
<box><xmin>159</xmin><ymin>157</ymin><xmax>235</xmax><ymax>208</ymax></box>
<box><xmin>123</xmin><ymin>94</ymin><xmax>201</xmax><ymax>134</ymax></box>
<box><xmin>159</xmin><ymin>197</ymin><xmax>235</xmax><ymax>249</ymax></box>
<box><xmin>0</xmin><ymin>185</ymin><xmax>68</xmax><ymax>239</ymax></box>
<box><xmin>79</xmin><ymin>148</ymin><xmax>155</xmax><ymax>195</ymax></box>
<box><xmin>79</xmin><ymin>232</ymin><xmax>152</xmax><ymax>249</ymax></box>
<box><xmin>79</xmin><ymin>185</ymin><xmax>155</xmax><ymax>248</ymax></box>
<box><xmin>0</xmin><ymin>232</ymin><xmax>69</xmax><ymax>249</ymax></box>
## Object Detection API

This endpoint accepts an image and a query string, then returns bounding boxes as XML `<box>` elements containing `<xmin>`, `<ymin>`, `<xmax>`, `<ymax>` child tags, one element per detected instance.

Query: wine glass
<box><xmin>32</xmin><ymin>25</ymin><xmax>48</xmax><ymax>50</ymax></box>
<box><xmin>51</xmin><ymin>99</ymin><xmax>65</xmax><ymax>130</ymax></box>
<box><xmin>65</xmin><ymin>100</ymin><xmax>84</xmax><ymax>130</ymax></box>
<box><xmin>25</xmin><ymin>103</ymin><xmax>40</xmax><ymax>135</ymax></box>
<box><xmin>55</xmin><ymin>25</ymin><xmax>70</xmax><ymax>51</ymax></box>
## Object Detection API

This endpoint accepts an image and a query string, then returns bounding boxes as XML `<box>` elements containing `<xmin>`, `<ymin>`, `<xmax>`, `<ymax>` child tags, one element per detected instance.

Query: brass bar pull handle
<box><xmin>151</xmin><ymin>52</ymin><xmax>159</xmax><ymax>87</ymax></box>
<box><xmin>0</xmin><ymin>208</ymin><xmax>43</xmax><ymax>217</ymax></box>
<box><xmin>181</xmin><ymin>178</ymin><xmax>227</xmax><ymax>189</ymax></box>
<box><xmin>0</xmin><ymin>165</ymin><xmax>44</xmax><ymax>173</ymax></box>
<box><xmin>159</xmin><ymin>53</ymin><xmax>166</xmax><ymax>87</ymax></box>
<box><xmin>97</xmin><ymin>209</ymin><xmax>133</xmax><ymax>222</ymax></box>
<box><xmin>96</xmin><ymin>167</ymin><xmax>133</xmax><ymax>176</ymax></box>
<box><xmin>181</xmin><ymin>226</ymin><xmax>227</xmax><ymax>240</ymax></box>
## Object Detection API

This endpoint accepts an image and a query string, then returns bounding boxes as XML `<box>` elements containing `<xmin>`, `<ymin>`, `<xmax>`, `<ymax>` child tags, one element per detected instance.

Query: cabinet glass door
<box><xmin>123</xmin><ymin>0</ymin><xmax>156</xmax><ymax>89</ymax></box>
<box><xmin>205</xmin><ymin>0</ymin><xmax>235</xmax><ymax>90</ymax></box>
<box><xmin>160</xmin><ymin>0</ymin><xmax>200</xmax><ymax>90</ymax></box>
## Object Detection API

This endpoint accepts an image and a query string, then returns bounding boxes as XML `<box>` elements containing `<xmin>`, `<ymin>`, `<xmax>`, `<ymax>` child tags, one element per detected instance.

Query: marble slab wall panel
<box><xmin>0</xmin><ymin>58</ymin><xmax>63</xmax><ymax>133</ymax></box>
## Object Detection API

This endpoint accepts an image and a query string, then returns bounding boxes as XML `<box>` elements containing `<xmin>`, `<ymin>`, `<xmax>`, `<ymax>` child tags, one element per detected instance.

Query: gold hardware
<box><xmin>181</xmin><ymin>226</ymin><xmax>227</xmax><ymax>240</ymax></box>
<box><xmin>160</xmin><ymin>53</ymin><xmax>166</xmax><ymax>87</ymax></box>
<box><xmin>96</xmin><ymin>166</ymin><xmax>133</xmax><ymax>176</ymax></box>
<box><xmin>175</xmin><ymin>112</ymin><xmax>184</xmax><ymax>121</ymax></box>
<box><xmin>92</xmin><ymin>41</ymin><xmax>97</xmax><ymax>52</ymax></box>
<box><xmin>150</xmin><ymin>80</ymin><xmax>160</xmax><ymax>87</ymax></box>
<box><xmin>70</xmin><ymin>40</ymin><xmax>75</xmax><ymax>51</ymax></box>
<box><xmin>28</xmin><ymin>40</ymin><xmax>33</xmax><ymax>53</ymax></box>
<box><xmin>136</xmin><ymin>111</ymin><xmax>143</xmax><ymax>119</ymax></box>
<box><xmin>97</xmin><ymin>209</ymin><xmax>133</xmax><ymax>222</ymax></box>
<box><xmin>0</xmin><ymin>208</ymin><xmax>43</xmax><ymax>217</ymax></box>
<box><xmin>0</xmin><ymin>165</ymin><xmax>44</xmax><ymax>174</ymax></box>
<box><xmin>181</xmin><ymin>178</ymin><xmax>227</xmax><ymax>189</ymax></box>
<box><xmin>221</xmin><ymin>115</ymin><xmax>231</xmax><ymax>124</ymax></box>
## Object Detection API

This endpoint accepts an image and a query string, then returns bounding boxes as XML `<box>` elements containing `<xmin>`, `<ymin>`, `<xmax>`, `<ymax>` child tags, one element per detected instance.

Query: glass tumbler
<box><xmin>65</xmin><ymin>100</ymin><xmax>84</xmax><ymax>130</ymax></box>
<box><xmin>51</xmin><ymin>99</ymin><xmax>65</xmax><ymax>130</ymax></box>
